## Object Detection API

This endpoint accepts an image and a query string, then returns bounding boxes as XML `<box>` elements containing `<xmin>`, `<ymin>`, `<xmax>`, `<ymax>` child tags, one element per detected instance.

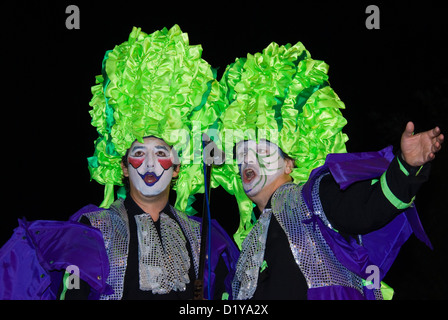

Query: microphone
<box><xmin>202</xmin><ymin>133</ymin><xmax>225</xmax><ymax>166</ymax></box>
<box><xmin>194</xmin><ymin>133</ymin><xmax>225</xmax><ymax>300</ymax></box>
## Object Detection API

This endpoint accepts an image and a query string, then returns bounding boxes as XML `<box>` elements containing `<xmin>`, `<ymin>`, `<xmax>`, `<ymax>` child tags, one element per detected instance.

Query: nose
<box><xmin>243</xmin><ymin>149</ymin><xmax>257</xmax><ymax>165</ymax></box>
<box><xmin>145</xmin><ymin>152</ymin><xmax>156</xmax><ymax>168</ymax></box>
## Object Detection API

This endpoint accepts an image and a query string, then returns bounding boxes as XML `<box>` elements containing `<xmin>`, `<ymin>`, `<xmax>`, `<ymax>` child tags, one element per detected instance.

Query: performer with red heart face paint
<box><xmin>0</xmin><ymin>25</ymin><xmax>239</xmax><ymax>300</ymax></box>
<box><xmin>61</xmin><ymin>26</ymin><xmax>238</xmax><ymax>300</ymax></box>
<box><xmin>125</xmin><ymin>137</ymin><xmax>176</xmax><ymax>198</ymax></box>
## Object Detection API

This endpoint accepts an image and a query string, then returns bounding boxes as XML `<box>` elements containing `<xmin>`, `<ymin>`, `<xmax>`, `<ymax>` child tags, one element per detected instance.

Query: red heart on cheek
<box><xmin>128</xmin><ymin>157</ymin><xmax>145</xmax><ymax>169</ymax></box>
<box><xmin>158</xmin><ymin>158</ymin><xmax>173</xmax><ymax>170</ymax></box>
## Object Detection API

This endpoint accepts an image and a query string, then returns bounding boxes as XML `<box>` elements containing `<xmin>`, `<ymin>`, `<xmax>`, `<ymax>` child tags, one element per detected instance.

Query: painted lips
<box><xmin>138</xmin><ymin>171</ymin><xmax>163</xmax><ymax>186</ymax></box>
<box><xmin>242</xmin><ymin>167</ymin><xmax>257</xmax><ymax>184</ymax></box>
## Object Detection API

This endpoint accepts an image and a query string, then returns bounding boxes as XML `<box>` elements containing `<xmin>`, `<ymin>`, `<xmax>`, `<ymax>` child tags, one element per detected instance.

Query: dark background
<box><xmin>1</xmin><ymin>1</ymin><xmax>447</xmax><ymax>299</ymax></box>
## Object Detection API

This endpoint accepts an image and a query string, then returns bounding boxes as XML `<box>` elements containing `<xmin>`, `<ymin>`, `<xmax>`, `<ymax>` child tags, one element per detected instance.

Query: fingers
<box><xmin>430</xmin><ymin>126</ymin><xmax>441</xmax><ymax>138</ymax></box>
<box><xmin>404</xmin><ymin>121</ymin><xmax>415</xmax><ymax>137</ymax></box>
<box><xmin>432</xmin><ymin>135</ymin><xmax>444</xmax><ymax>152</ymax></box>
<box><xmin>428</xmin><ymin>129</ymin><xmax>444</xmax><ymax>160</ymax></box>
<box><xmin>432</xmin><ymin>143</ymin><xmax>440</xmax><ymax>154</ymax></box>
<box><xmin>408</xmin><ymin>123</ymin><xmax>443</xmax><ymax>140</ymax></box>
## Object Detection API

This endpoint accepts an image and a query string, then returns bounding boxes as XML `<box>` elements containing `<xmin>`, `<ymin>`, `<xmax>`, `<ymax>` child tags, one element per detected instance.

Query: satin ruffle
<box><xmin>87</xmin><ymin>25</ymin><xmax>215</xmax><ymax>208</ymax></box>
<box><xmin>216</xmin><ymin>41</ymin><xmax>348</xmax><ymax>247</ymax></box>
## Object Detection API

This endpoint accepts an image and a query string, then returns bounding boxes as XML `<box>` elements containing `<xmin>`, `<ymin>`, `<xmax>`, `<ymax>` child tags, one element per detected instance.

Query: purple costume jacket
<box><xmin>302</xmin><ymin>146</ymin><xmax>432</xmax><ymax>299</ymax></box>
<box><xmin>0</xmin><ymin>146</ymin><xmax>431</xmax><ymax>299</ymax></box>
<box><xmin>0</xmin><ymin>205</ymin><xmax>238</xmax><ymax>300</ymax></box>
<box><xmin>0</xmin><ymin>218</ymin><xmax>111</xmax><ymax>299</ymax></box>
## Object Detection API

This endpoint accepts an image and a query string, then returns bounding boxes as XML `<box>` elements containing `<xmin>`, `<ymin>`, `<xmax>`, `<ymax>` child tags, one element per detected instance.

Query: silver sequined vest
<box><xmin>81</xmin><ymin>199</ymin><xmax>201</xmax><ymax>300</ymax></box>
<box><xmin>233</xmin><ymin>178</ymin><xmax>377</xmax><ymax>300</ymax></box>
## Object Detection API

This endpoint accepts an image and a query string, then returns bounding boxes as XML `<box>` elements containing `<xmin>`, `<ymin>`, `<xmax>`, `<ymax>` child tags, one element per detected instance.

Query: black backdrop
<box><xmin>1</xmin><ymin>1</ymin><xmax>447</xmax><ymax>299</ymax></box>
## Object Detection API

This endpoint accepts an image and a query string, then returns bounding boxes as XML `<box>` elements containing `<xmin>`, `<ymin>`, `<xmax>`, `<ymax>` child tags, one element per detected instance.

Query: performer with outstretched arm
<box><xmin>212</xmin><ymin>41</ymin><xmax>444</xmax><ymax>300</ymax></box>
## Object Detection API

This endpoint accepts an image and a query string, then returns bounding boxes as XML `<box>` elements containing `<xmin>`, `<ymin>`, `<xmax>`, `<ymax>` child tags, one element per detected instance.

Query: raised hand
<box><xmin>401</xmin><ymin>121</ymin><xmax>444</xmax><ymax>167</ymax></box>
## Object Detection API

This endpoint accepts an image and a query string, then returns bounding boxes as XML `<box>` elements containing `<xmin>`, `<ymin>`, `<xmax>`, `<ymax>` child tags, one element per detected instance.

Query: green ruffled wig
<box><xmin>87</xmin><ymin>25</ymin><xmax>349</xmax><ymax>248</ymax></box>
<box><xmin>215</xmin><ymin>41</ymin><xmax>349</xmax><ymax>247</ymax></box>
<box><xmin>87</xmin><ymin>25</ymin><xmax>219</xmax><ymax>210</ymax></box>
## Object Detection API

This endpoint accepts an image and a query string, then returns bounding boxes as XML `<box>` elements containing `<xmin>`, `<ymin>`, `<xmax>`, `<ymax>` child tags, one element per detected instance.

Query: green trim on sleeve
<box><xmin>397</xmin><ymin>156</ymin><xmax>424</xmax><ymax>177</ymax></box>
<box><xmin>396</xmin><ymin>156</ymin><xmax>410</xmax><ymax>176</ymax></box>
<box><xmin>380</xmin><ymin>171</ymin><xmax>415</xmax><ymax>210</ymax></box>
<box><xmin>415</xmin><ymin>165</ymin><xmax>424</xmax><ymax>176</ymax></box>
<box><xmin>59</xmin><ymin>271</ymin><xmax>70</xmax><ymax>300</ymax></box>
<box><xmin>260</xmin><ymin>260</ymin><xmax>268</xmax><ymax>273</ymax></box>
<box><xmin>380</xmin><ymin>281</ymin><xmax>394</xmax><ymax>300</ymax></box>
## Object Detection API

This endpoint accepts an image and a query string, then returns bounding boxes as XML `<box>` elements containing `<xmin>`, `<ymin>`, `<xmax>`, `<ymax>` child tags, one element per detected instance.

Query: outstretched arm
<box><xmin>401</xmin><ymin>121</ymin><xmax>444</xmax><ymax>167</ymax></box>
<box><xmin>320</xmin><ymin>122</ymin><xmax>444</xmax><ymax>235</ymax></box>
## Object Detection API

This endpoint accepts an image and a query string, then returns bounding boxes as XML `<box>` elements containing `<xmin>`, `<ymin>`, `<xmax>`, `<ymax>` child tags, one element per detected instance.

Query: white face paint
<box><xmin>126</xmin><ymin>137</ymin><xmax>175</xmax><ymax>197</ymax></box>
<box><xmin>236</xmin><ymin>140</ymin><xmax>286</xmax><ymax>197</ymax></box>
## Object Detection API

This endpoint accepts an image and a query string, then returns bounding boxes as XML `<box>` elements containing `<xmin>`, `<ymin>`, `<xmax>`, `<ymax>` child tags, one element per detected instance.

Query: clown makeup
<box><xmin>236</xmin><ymin>140</ymin><xmax>287</xmax><ymax>197</ymax></box>
<box><xmin>126</xmin><ymin>137</ymin><xmax>175</xmax><ymax>197</ymax></box>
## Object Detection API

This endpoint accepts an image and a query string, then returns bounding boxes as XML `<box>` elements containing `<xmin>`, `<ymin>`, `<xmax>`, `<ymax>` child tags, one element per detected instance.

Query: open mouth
<box><xmin>243</xmin><ymin>168</ymin><xmax>257</xmax><ymax>184</ymax></box>
<box><xmin>139</xmin><ymin>172</ymin><xmax>162</xmax><ymax>186</ymax></box>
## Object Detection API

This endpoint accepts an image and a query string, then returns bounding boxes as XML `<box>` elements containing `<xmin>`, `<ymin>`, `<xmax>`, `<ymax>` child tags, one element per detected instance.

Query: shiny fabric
<box><xmin>232</xmin><ymin>182</ymin><xmax>371</xmax><ymax>300</ymax></box>
<box><xmin>136</xmin><ymin>212</ymin><xmax>191</xmax><ymax>294</ymax></box>
<box><xmin>80</xmin><ymin>199</ymin><xmax>202</xmax><ymax>299</ymax></box>
<box><xmin>325</xmin><ymin>145</ymin><xmax>395</xmax><ymax>191</ymax></box>
<box><xmin>0</xmin><ymin>201</ymin><xmax>239</xmax><ymax>300</ymax></box>
<box><xmin>232</xmin><ymin>209</ymin><xmax>272</xmax><ymax>300</ymax></box>
<box><xmin>87</xmin><ymin>25</ymin><xmax>217</xmax><ymax>209</ymax></box>
<box><xmin>307</xmin><ymin>286</ymin><xmax>365</xmax><ymax>300</ymax></box>
<box><xmin>80</xmin><ymin>199</ymin><xmax>238</xmax><ymax>300</ymax></box>
<box><xmin>302</xmin><ymin>146</ymin><xmax>432</xmax><ymax>297</ymax></box>
<box><xmin>216</xmin><ymin>41</ymin><xmax>349</xmax><ymax>248</ymax></box>
<box><xmin>232</xmin><ymin>146</ymin><xmax>431</xmax><ymax>300</ymax></box>
<box><xmin>0</xmin><ymin>216</ymin><xmax>111</xmax><ymax>300</ymax></box>
<box><xmin>81</xmin><ymin>200</ymin><xmax>130</xmax><ymax>300</ymax></box>
<box><xmin>189</xmin><ymin>216</ymin><xmax>240</xmax><ymax>300</ymax></box>
<box><xmin>280</xmin><ymin>181</ymin><xmax>370</xmax><ymax>298</ymax></box>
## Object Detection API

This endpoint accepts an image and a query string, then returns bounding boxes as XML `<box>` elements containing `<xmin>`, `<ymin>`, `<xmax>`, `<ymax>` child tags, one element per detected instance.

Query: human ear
<box><xmin>121</xmin><ymin>161</ymin><xmax>129</xmax><ymax>178</ymax></box>
<box><xmin>172</xmin><ymin>165</ymin><xmax>180</xmax><ymax>178</ymax></box>
<box><xmin>284</xmin><ymin>159</ymin><xmax>294</xmax><ymax>175</ymax></box>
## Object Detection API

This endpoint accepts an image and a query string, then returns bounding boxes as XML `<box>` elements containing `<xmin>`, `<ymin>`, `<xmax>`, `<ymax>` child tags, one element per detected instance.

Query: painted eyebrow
<box><xmin>154</xmin><ymin>145</ymin><xmax>169</xmax><ymax>152</ymax></box>
<box><xmin>130</xmin><ymin>146</ymin><xmax>145</xmax><ymax>152</ymax></box>
<box><xmin>258</xmin><ymin>140</ymin><xmax>272</xmax><ymax>147</ymax></box>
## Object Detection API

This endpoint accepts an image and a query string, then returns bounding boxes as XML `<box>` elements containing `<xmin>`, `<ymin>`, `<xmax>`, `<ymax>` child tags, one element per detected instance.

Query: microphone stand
<box><xmin>193</xmin><ymin>134</ymin><xmax>215</xmax><ymax>300</ymax></box>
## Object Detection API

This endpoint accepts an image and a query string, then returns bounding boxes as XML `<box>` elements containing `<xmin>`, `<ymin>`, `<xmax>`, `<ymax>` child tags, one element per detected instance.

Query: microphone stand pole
<box><xmin>193</xmin><ymin>135</ymin><xmax>213</xmax><ymax>300</ymax></box>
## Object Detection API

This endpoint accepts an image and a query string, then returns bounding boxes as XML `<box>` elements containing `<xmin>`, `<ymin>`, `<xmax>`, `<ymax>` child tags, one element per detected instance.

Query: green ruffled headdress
<box><xmin>87</xmin><ymin>26</ymin><xmax>349</xmax><ymax>248</ymax></box>
<box><xmin>87</xmin><ymin>25</ymin><xmax>219</xmax><ymax>210</ymax></box>
<box><xmin>216</xmin><ymin>41</ymin><xmax>349</xmax><ymax>247</ymax></box>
